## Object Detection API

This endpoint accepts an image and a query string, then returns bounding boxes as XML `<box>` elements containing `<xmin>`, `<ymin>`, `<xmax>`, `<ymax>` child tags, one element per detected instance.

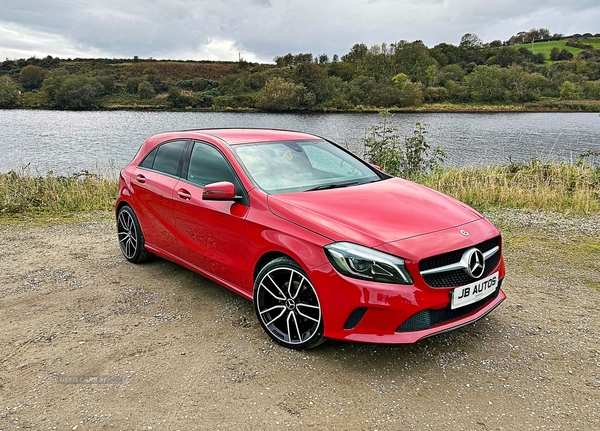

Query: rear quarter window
<box><xmin>139</xmin><ymin>140</ymin><xmax>187</xmax><ymax>176</ymax></box>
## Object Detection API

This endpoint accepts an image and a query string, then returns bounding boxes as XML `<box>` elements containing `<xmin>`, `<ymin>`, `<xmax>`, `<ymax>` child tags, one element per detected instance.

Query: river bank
<box><xmin>2</xmin><ymin>156</ymin><xmax>599</xmax><ymax>218</ymax></box>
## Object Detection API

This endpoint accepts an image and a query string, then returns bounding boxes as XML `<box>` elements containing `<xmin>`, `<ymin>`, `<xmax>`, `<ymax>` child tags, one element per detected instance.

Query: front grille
<box><xmin>396</xmin><ymin>280</ymin><xmax>502</xmax><ymax>332</ymax></box>
<box><xmin>419</xmin><ymin>237</ymin><xmax>501</xmax><ymax>288</ymax></box>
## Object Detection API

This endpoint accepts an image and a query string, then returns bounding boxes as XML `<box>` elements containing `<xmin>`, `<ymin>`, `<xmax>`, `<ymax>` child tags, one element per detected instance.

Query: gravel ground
<box><xmin>0</xmin><ymin>210</ymin><xmax>599</xmax><ymax>430</ymax></box>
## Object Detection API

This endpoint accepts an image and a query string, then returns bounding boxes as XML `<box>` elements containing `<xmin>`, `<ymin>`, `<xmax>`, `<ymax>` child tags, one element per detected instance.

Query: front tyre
<box><xmin>254</xmin><ymin>257</ymin><xmax>325</xmax><ymax>349</ymax></box>
<box><xmin>116</xmin><ymin>205</ymin><xmax>152</xmax><ymax>263</ymax></box>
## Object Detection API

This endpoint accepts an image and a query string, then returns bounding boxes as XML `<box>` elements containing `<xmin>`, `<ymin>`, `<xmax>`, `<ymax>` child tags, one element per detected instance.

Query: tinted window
<box><xmin>187</xmin><ymin>143</ymin><xmax>238</xmax><ymax>187</ymax></box>
<box><xmin>139</xmin><ymin>147</ymin><xmax>157</xmax><ymax>169</ymax></box>
<box><xmin>149</xmin><ymin>140</ymin><xmax>187</xmax><ymax>176</ymax></box>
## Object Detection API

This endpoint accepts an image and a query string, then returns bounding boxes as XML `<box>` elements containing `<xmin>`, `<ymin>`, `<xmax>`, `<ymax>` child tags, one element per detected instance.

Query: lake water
<box><xmin>1</xmin><ymin>110</ymin><xmax>599</xmax><ymax>176</ymax></box>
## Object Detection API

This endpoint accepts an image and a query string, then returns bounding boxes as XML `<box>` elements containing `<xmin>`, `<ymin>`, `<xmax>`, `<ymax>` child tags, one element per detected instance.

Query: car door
<box><xmin>131</xmin><ymin>139</ymin><xmax>188</xmax><ymax>257</ymax></box>
<box><xmin>172</xmin><ymin>141</ymin><xmax>249</xmax><ymax>290</ymax></box>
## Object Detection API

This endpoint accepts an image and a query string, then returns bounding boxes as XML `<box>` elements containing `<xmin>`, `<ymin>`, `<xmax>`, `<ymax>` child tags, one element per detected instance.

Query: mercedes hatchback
<box><xmin>116</xmin><ymin>128</ymin><xmax>505</xmax><ymax>349</ymax></box>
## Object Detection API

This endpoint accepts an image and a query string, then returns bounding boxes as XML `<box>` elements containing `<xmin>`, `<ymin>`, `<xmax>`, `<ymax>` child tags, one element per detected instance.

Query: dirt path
<box><xmin>1</xmin><ymin>211</ymin><xmax>599</xmax><ymax>430</ymax></box>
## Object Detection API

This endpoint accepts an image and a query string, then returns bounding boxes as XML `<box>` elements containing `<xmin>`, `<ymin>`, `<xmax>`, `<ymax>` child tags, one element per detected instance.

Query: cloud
<box><xmin>0</xmin><ymin>0</ymin><xmax>599</xmax><ymax>61</ymax></box>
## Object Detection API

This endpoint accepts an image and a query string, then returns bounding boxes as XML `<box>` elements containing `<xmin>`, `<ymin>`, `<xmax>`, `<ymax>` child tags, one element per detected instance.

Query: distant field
<box><xmin>517</xmin><ymin>37</ymin><xmax>600</xmax><ymax>60</ymax></box>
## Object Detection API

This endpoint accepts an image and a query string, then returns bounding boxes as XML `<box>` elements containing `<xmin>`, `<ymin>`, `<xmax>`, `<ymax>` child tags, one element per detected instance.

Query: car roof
<box><xmin>156</xmin><ymin>128</ymin><xmax>321</xmax><ymax>145</ymax></box>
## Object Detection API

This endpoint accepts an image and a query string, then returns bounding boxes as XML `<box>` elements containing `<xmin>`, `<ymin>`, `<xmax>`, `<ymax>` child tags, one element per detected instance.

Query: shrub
<box><xmin>166</xmin><ymin>87</ymin><xmax>191</xmax><ymax>108</ymax></box>
<box><xmin>18</xmin><ymin>65</ymin><xmax>48</xmax><ymax>90</ymax></box>
<box><xmin>96</xmin><ymin>75</ymin><xmax>116</xmax><ymax>94</ymax></box>
<box><xmin>559</xmin><ymin>81</ymin><xmax>579</xmax><ymax>100</ymax></box>
<box><xmin>363</xmin><ymin>109</ymin><xmax>446</xmax><ymax>180</ymax></box>
<box><xmin>424</xmin><ymin>86</ymin><xmax>447</xmax><ymax>103</ymax></box>
<box><xmin>126</xmin><ymin>77</ymin><xmax>144</xmax><ymax>94</ymax></box>
<box><xmin>137</xmin><ymin>81</ymin><xmax>155</xmax><ymax>99</ymax></box>
<box><xmin>0</xmin><ymin>75</ymin><xmax>19</xmax><ymax>108</ymax></box>
<box><xmin>54</xmin><ymin>76</ymin><xmax>103</xmax><ymax>108</ymax></box>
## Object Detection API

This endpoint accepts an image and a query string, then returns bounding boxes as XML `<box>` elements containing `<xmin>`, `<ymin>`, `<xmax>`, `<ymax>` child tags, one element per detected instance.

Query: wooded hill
<box><xmin>1</xmin><ymin>31</ymin><xmax>600</xmax><ymax>112</ymax></box>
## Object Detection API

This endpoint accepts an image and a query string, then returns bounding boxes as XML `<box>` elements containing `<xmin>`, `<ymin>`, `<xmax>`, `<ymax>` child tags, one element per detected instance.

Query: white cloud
<box><xmin>170</xmin><ymin>38</ymin><xmax>272</xmax><ymax>63</ymax></box>
<box><xmin>0</xmin><ymin>0</ymin><xmax>599</xmax><ymax>61</ymax></box>
<box><xmin>0</xmin><ymin>21</ymin><xmax>109</xmax><ymax>59</ymax></box>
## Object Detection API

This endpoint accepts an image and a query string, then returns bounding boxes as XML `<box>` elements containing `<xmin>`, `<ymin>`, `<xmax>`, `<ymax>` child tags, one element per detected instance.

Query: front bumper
<box><xmin>310</xmin><ymin>260</ymin><xmax>506</xmax><ymax>344</ymax></box>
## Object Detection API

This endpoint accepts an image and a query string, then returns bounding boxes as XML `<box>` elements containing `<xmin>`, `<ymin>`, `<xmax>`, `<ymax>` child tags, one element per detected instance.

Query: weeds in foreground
<box><xmin>1</xmin><ymin>155</ymin><xmax>598</xmax><ymax>218</ymax></box>
<box><xmin>0</xmin><ymin>169</ymin><xmax>117</xmax><ymax>215</ymax></box>
<box><xmin>421</xmin><ymin>158</ymin><xmax>600</xmax><ymax>214</ymax></box>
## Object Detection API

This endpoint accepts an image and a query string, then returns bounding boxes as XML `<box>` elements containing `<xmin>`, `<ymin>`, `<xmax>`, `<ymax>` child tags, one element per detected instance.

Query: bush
<box><xmin>559</xmin><ymin>81</ymin><xmax>579</xmax><ymax>100</ymax></box>
<box><xmin>0</xmin><ymin>75</ymin><xmax>19</xmax><ymax>108</ymax></box>
<box><xmin>256</xmin><ymin>77</ymin><xmax>305</xmax><ymax>111</ymax></box>
<box><xmin>565</xmin><ymin>40</ymin><xmax>594</xmax><ymax>50</ymax></box>
<box><xmin>424</xmin><ymin>86</ymin><xmax>447</xmax><ymax>103</ymax></box>
<box><xmin>212</xmin><ymin>94</ymin><xmax>256</xmax><ymax>109</ymax></box>
<box><xmin>19</xmin><ymin>65</ymin><xmax>48</xmax><ymax>90</ymax></box>
<box><xmin>363</xmin><ymin>109</ymin><xmax>446</xmax><ymax>180</ymax></box>
<box><xmin>54</xmin><ymin>76</ymin><xmax>103</xmax><ymax>108</ymax></box>
<box><xmin>137</xmin><ymin>81</ymin><xmax>155</xmax><ymax>99</ymax></box>
<box><xmin>126</xmin><ymin>77</ymin><xmax>144</xmax><ymax>94</ymax></box>
<box><xmin>96</xmin><ymin>75</ymin><xmax>116</xmax><ymax>94</ymax></box>
<box><xmin>166</xmin><ymin>87</ymin><xmax>191</xmax><ymax>108</ymax></box>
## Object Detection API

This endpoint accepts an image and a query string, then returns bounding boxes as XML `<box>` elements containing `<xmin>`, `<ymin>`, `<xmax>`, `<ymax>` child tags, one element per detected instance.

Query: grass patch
<box><xmin>516</xmin><ymin>37</ymin><xmax>600</xmax><ymax>63</ymax></box>
<box><xmin>1</xmin><ymin>158</ymin><xmax>599</xmax><ymax>219</ymax></box>
<box><xmin>0</xmin><ymin>170</ymin><xmax>117</xmax><ymax>217</ymax></box>
<box><xmin>421</xmin><ymin>159</ymin><xmax>600</xmax><ymax>214</ymax></box>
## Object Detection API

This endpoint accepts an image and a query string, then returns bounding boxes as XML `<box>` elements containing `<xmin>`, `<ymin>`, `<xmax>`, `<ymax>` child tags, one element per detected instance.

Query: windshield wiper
<box><xmin>305</xmin><ymin>180</ymin><xmax>360</xmax><ymax>192</ymax></box>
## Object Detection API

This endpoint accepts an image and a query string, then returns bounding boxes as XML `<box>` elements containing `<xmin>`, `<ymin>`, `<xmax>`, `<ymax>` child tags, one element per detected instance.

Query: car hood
<box><xmin>267</xmin><ymin>178</ymin><xmax>483</xmax><ymax>247</ymax></box>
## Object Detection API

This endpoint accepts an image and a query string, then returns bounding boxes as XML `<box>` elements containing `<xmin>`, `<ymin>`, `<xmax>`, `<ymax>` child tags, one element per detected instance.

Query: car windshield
<box><xmin>233</xmin><ymin>139</ymin><xmax>382</xmax><ymax>194</ymax></box>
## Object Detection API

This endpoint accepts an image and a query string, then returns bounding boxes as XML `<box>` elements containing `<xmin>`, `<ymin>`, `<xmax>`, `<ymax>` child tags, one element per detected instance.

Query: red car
<box><xmin>116</xmin><ymin>128</ymin><xmax>505</xmax><ymax>349</ymax></box>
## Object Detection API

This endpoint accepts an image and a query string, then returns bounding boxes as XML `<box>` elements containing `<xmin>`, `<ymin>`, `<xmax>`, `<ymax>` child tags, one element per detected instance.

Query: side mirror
<box><xmin>202</xmin><ymin>181</ymin><xmax>240</xmax><ymax>201</ymax></box>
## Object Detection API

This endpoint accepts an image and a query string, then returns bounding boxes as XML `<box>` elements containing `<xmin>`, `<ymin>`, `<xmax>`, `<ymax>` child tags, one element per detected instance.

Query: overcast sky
<box><xmin>0</xmin><ymin>0</ymin><xmax>598</xmax><ymax>63</ymax></box>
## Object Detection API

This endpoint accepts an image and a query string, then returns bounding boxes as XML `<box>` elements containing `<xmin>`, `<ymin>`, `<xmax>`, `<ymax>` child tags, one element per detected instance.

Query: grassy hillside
<box><xmin>519</xmin><ymin>37</ymin><xmax>600</xmax><ymax>61</ymax></box>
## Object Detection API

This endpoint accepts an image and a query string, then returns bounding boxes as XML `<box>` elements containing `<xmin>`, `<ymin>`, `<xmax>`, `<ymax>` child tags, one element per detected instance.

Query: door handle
<box><xmin>177</xmin><ymin>189</ymin><xmax>192</xmax><ymax>200</ymax></box>
<box><xmin>136</xmin><ymin>174</ymin><xmax>146</xmax><ymax>183</ymax></box>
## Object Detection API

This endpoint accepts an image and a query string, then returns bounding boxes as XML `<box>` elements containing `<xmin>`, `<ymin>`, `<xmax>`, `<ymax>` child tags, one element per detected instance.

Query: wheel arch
<box><xmin>253</xmin><ymin>251</ymin><xmax>293</xmax><ymax>284</ymax></box>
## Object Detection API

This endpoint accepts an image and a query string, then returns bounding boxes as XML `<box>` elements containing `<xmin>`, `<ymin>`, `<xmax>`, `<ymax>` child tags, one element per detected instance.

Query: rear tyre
<box><xmin>254</xmin><ymin>257</ymin><xmax>325</xmax><ymax>349</ymax></box>
<box><xmin>116</xmin><ymin>205</ymin><xmax>152</xmax><ymax>263</ymax></box>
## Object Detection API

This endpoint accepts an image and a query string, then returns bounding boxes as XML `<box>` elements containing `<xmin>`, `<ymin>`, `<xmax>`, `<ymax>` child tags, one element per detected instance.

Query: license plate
<box><xmin>451</xmin><ymin>272</ymin><xmax>499</xmax><ymax>309</ymax></box>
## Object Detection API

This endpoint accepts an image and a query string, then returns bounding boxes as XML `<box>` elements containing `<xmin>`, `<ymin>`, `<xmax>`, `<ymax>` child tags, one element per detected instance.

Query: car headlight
<box><xmin>324</xmin><ymin>242</ymin><xmax>413</xmax><ymax>285</ymax></box>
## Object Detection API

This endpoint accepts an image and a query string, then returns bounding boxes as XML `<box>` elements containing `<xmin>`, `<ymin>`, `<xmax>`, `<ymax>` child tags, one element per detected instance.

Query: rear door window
<box><xmin>140</xmin><ymin>140</ymin><xmax>187</xmax><ymax>177</ymax></box>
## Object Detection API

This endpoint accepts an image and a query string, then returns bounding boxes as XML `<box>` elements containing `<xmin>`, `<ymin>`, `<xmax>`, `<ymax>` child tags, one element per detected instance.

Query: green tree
<box><xmin>41</xmin><ymin>73</ymin><xmax>67</xmax><ymax>105</ymax></box>
<box><xmin>342</xmin><ymin>43</ymin><xmax>368</xmax><ymax>62</ymax></box>
<box><xmin>54</xmin><ymin>76</ymin><xmax>103</xmax><ymax>108</ymax></box>
<box><xmin>486</xmin><ymin>47</ymin><xmax>523</xmax><ymax>68</ymax></box>
<box><xmin>437</xmin><ymin>64</ymin><xmax>465</xmax><ymax>86</ymax></box>
<box><xmin>503</xmin><ymin>66</ymin><xmax>548</xmax><ymax>102</ymax></box>
<box><xmin>464</xmin><ymin>65</ymin><xmax>506</xmax><ymax>102</ymax></box>
<box><xmin>392</xmin><ymin>73</ymin><xmax>423</xmax><ymax>107</ymax></box>
<box><xmin>459</xmin><ymin>33</ymin><xmax>483</xmax><ymax>49</ymax></box>
<box><xmin>18</xmin><ymin>65</ymin><xmax>48</xmax><ymax>90</ymax></box>
<box><xmin>0</xmin><ymin>75</ymin><xmax>19</xmax><ymax>108</ymax></box>
<box><xmin>295</xmin><ymin>63</ymin><xmax>328</xmax><ymax>103</ymax></box>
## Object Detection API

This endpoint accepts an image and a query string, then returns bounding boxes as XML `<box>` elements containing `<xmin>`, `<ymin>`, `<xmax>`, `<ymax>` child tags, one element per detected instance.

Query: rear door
<box><xmin>131</xmin><ymin>139</ymin><xmax>188</xmax><ymax>257</ymax></box>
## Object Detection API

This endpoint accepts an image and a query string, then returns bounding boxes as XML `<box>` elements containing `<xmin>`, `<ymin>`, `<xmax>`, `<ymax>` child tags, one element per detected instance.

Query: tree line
<box><xmin>1</xmin><ymin>30</ymin><xmax>600</xmax><ymax>110</ymax></box>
